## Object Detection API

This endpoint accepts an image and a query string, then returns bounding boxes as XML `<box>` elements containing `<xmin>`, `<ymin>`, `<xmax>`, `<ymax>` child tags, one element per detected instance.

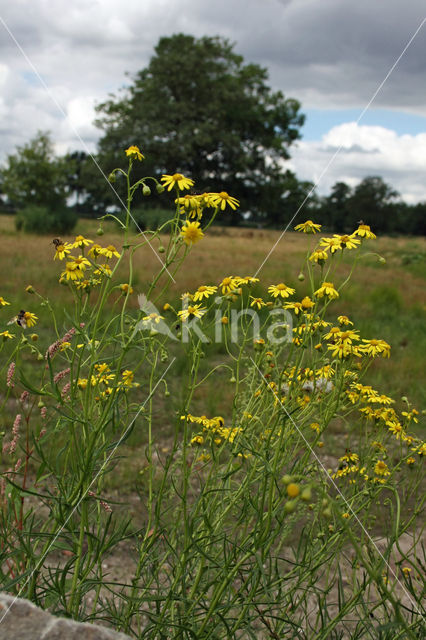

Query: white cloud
<box><xmin>289</xmin><ymin>122</ymin><xmax>426</xmax><ymax>203</ymax></box>
<box><xmin>1</xmin><ymin>0</ymin><xmax>426</xmax><ymax>201</ymax></box>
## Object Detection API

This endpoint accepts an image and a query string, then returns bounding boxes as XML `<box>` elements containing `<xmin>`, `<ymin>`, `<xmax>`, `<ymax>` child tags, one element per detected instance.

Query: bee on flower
<box><xmin>52</xmin><ymin>238</ymin><xmax>71</xmax><ymax>260</ymax></box>
<box><xmin>8</xmin><ymin>310</ymin><xmax>38</xmax><ymax>328</ymax></box>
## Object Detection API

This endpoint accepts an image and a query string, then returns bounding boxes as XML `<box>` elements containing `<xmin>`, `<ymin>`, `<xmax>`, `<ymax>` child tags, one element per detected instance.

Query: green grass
<box><xmin>1</xmin><ymin>215</ymin><xmax>425</xmax><ymax>480</ymax></box>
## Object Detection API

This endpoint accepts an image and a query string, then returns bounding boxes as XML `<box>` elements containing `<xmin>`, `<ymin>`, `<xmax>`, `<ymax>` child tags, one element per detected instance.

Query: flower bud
<box><xmin>301</xmin><ymin>487</ymin><xmax>312</xmax><ymax>502</ymax></box>
<box><xmin>379</xmin><ymin>257</ymin><xmax>386</xmax><ymax>264</ymax></box>
<box><xmin>156</xmin><ymin>184</ymin><xmax>165</xmax><ymax>194</ymax></box>
<box><xmin>142</xmin><ymin>185</ymin><xmax>151</xmax><ymax>197</ymax></box>
<box><xmin>26</xmin><ymin>285</ymin><xmax>35</xmax><ymax>294</ymax></box>
<box><xmin>30</xmin><ymin>333</ymin><xmax>38</xmax><ymax>342</ymax></box>
<box><xmin>108</xmin><ymin>172</ymin><xmax>116</xmax><ymax>183</ymax></box>
<box><xmin>158</xmin><ymin>246</ymin><xmax>165</xmax><ymax>253</ymax></box>
<box><xmin>282</xmin><ymin>474</ymin><xmax>292</xmax><ymax>485</ymax></box>
<box><xmin>96</xmin><ymin>227</ymin><xmax>104</xmax><ymax>236</ymax></box>
<box><xmin>284</xmin><ymin>500</ymin><xmax>297</xmax><ymax>514</ymax></box>
<box><xmin>298</xmin><ymin>272</ymin><xmax>305</xmax><ymax>281</ymax></box>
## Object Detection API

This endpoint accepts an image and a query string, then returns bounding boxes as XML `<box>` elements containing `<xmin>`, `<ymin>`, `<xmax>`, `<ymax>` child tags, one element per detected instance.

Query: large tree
<box><xmin>0</xmin><ymin>131</ymin><xmax>68</xmax><ymax>210</ymax></box>
<box><xmin>95</xmin><ymin>34</ymin><xmax>305</xmax><ymax>222</ymax></box>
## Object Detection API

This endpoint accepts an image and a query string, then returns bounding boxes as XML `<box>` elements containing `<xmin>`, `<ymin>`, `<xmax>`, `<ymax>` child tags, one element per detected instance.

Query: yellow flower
<box><xmin>294</xmin><ymin>220</ymin><xmax>321</xmax><ymax>233</ymax></box>
<box><xmin>374</xmin><ymin>460</ymin><xmax>390</xmax><ymax>476</ymax></box>
<box><xmin>69</xmin><ymin>235</ymin><xmax>93</xmax><ymax>249</ymax></box>
<box><xmin>176</xmin><ymin>195</ymin><xmax>203</xmax><ymax>219</ymax></box>
<box><xmin>120</xmin><ymin>283</ymin><xmax>134</xmax><ymax>294</ymax></box>
<box><xmin>402</xmin><ymin>566</ymin><xmax>412</xmax><ymax>575</ymax></box>
<box><xmin>236</xmin><ymin>276</ymin><xmax>259</xmax><ymax>285</ymax></box>
<box><xmin>142</xmin><ymin>312</ymin><xmax>164</xmax><ymax>324</ymax></box>
<box><xmin>314</xmin><ymin>282</ymin><xmax>339</xmax><ymax>299</ymax></box>
<box><xmin>402</xmin><ymin>409</ymin><xmax>419</xmax><ymax>423</ymax></box>
<box><xmin>327</xmin><ymin>342</ymin><xmax>361</xmax><ymax>359</ymax></box>
<box><xmin>360</xmin><ymin>339</ymin><xmax>391</xmax><ymax>358</ymax></box>
<box><xmin>76</xmin><ymin>279</ymin><xmax>92</xmax><ymax>291</ymax></box>
<box><xmin>406</xmin><ymin>457</ymin><xmax>415</xmax><ymax>466</ymax></box>
<box><xmin>177</xmin><ymin>304</ymin><xmax>206</xmax><ymax>321</ymax></box>
<box><xmin>88</xmin><ymin>243</ymin><xmax>103</xmax><ymax>259</ymax></box>
<box><xmin>219</xmin><ymin>276</ymin><xmax>239</xmax><ymax>294</ymax></box>
<box><xmin>53</xmin><ymin>243</ymin><xmax>71</xmax><ymax>260</ymax></box>
<box><xmin>61</xmin><ymin>262</ymin><xmax>85</xmax><ymax>281</ymax></box>
<box><xmin>310</xmin><ymin>422</ymin><xmax>321</xmax><ymax>433</ymax></box>
<box><xmin>161</xmin><ymin>173</ymin><xmax>194</xmax><ymax>191</ymax></box>
<box><xmin>125</xmin><ymin>145</ymin><xmax>144</xmax><ymax>161</ymax></box>
<box><xmin>209</xmin><ymin>192</ymin><xmax>240</xmax><ymax>211</ymax></box>
<box><xmin>121</xmin><ymin>370</ymin><xmax>135</xmax><ymax>386</ymax></box>
<box><xmin>0</xmin><ymin>330</ymin><xmax>14</xmax><ymax>340</ymax></box>
<box><xmin>285</xmin><ymin>301</ymin><xmax>306</xmax><ymax>315</ymax></box>
<box><xmin>192</xmin><ymin>285</ymin><xmax>218</xmax><ymax>301</ymax></box>
<box><xmin>387</xmin><ymin>421</ymin><xmax>404</xmax><ymax>439</ymax></box>
<box><xmin>301</xmin><ymin>296</ymin><xmax>315</xmax><ymax>310</ymax></box>
<box><xmin>268</xmin><ymin>283</ymin><xmax>295</xmax><ymax>299</ymax></box>
<box><xmin>23</xmin><ymin>311</ymin><xmax>38</xmax><ymax>327</ymax></box>
<box><xmin>100</xmin><ymin>245</ymin><xmax>121</xmax><ymax>259</ymax></box>
<box><xmin>338</xmin><ymin>315</ymin><xmax>353</xmax><ymax>326</ymax></box>
<box><xmin>309</xmin><ymin>249</ymin><xmax>328</xmax><ymax>264</ymax></box>
<box><xmin>354</xmin><ymin>224</ymin><xmax>376</xmax><ymax>239</ymax></box>
<box><xmin>250</xmin><ymin>297</ymin><xmax>266</xmax><ymax>310</ymax></box>
<box><xmin>71</xmin><ymin>255</ymin><xmax>91</xmax><ymax>271</ymax></box>
<box><xmin>333</xmin><ymin>234</ymin><xmax>361</xmax><ymax>250</ymax></box>
<box><xmin>0</xmin><ymin>296</ymin><xmax>10</xmax><ymax>306</ymax></box>
<box><xmin>319</xmin><ymin>237</ymin><xmax>342</xmax><ymax>253</ymax></box>
<box><xmin>180</xmin><ymin>221</ymin><xmax>204</xmax><ymax>245</ymax></box>
<box><xmin>94</xmin><ymin>264</ymin><xmax>113</xmax><ymax>277</ymax></box>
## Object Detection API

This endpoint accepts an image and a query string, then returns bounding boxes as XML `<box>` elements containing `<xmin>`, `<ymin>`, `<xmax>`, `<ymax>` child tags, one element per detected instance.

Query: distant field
<box><xmin>1</xmin><ymin>214</ymin><xmax>425</xmax><ymax>450</ymax></box>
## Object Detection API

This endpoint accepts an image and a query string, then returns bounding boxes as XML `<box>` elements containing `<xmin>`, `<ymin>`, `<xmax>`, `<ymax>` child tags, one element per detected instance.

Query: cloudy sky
<box><xmin>1</xmin><ymin>0</ymin><xmax>426</xmax><ymax>202</ymax></box>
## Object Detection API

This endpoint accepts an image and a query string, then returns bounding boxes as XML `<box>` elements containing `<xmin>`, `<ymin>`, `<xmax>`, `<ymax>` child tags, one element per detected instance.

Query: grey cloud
<box><xmin>1</xmin><ymin>0</ymin><xmax>426</xmax><ymax>201</ymax></box>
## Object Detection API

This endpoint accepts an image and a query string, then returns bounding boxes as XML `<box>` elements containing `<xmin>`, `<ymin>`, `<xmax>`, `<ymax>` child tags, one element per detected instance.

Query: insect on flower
<box><xmin>7</xmin><ymin>309</ymin><xmax>38</xmax><ymax>328</ymax></box>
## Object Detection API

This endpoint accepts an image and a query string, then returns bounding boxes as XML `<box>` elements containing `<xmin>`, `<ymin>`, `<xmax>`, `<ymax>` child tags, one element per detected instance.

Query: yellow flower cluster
<box><xmin>53</xmin><ymin>235</ymin><xmax>123</xmax><ymax>287</ymax></box>
<box><xmin>77</xmin><ymin>363</ymin><xmax>139</xmax><ymax>400</ymax></box>
<box><xmin>182</xmin><ymin>413</ymin><xmax>242</xmax><ymax>448</ymax></box>
<box><xmin>292</xmin><ymin>221</ymin><xmax>377</xmax><ymax>265</ymax></box>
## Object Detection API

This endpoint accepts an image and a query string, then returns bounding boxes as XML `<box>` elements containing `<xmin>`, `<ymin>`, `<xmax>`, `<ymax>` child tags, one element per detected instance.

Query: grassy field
<box><xmin>1</xmin><ymin>213</ymin><xmax>425</xmax><ymax>410</ymax></box>
<box><xmin>1</xmin><ymin>214</ymin><xmax>425</xmax><ymax>488</ymax></box>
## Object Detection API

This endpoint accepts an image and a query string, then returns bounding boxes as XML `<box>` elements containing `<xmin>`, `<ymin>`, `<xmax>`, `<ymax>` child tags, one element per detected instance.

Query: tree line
<box><xmin>0</xmin><ymin>34</ymin><xmax>425</xmax><ymax>235</ymax></box>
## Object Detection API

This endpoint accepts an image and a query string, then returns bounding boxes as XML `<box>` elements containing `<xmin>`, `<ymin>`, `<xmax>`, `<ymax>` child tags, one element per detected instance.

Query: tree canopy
<box><xmin>0</xmin><ymin>131</ymin><xmax>68</xmax><ymax>210</ymax></box>
<box><xmin>94</xmin><ymin>33</ymin><xmax>305</xmax><ymax>222</ymax></box>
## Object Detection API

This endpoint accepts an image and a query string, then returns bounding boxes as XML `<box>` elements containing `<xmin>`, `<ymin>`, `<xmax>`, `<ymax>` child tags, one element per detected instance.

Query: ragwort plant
<box><xmin>0</xmin><ymin>146</ymin><xmax>425</xmax><ymax>639</ymax></box>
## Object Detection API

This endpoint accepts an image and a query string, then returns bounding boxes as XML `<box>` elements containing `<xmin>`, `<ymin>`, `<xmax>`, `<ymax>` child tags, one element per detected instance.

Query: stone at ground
<box><xmin>0</xmin><ymin>593</ymin><xmax>131</xmax><ymax>640</ymax></box>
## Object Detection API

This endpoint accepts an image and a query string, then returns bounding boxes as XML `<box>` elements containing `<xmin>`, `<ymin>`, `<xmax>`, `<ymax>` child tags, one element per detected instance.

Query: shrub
<box><xmin>15</xmin><ymin>205</ymin><xmax>77</xmax><ymax>234</ymax></box>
